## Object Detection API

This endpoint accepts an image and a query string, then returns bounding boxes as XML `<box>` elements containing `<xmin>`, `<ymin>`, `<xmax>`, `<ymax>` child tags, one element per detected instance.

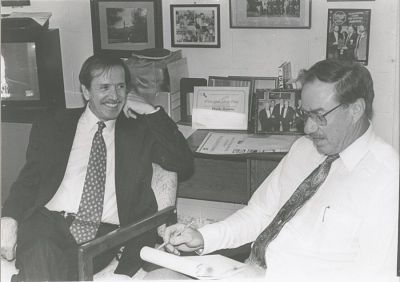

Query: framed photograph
<box><xmin>90</xmin><ymin>0</ymin><xmax>163</xmax><ymax>57</ymax></box>
<box><xmin>230</xmin><ymin>0</ymin><xmax>312</xmax><ymax>29</ymax></box>
<box><xmin>1</xmin><ymin>0</ymin><xmax>30</xmax><ymax>6</ymax></box>
<box><xmin>326</xmin><ymin>9</ymin><xmax>371</xmax><ymax>65</ymax></box>
<box><xmin>170</xmin><ymin>4</ymin><xmax>220</xmax><ymax>48</ymax></box>
<box><xmin>255</xmin><ymin>89</ymin><xmax>304</xmax><ymax>135</ymax></box>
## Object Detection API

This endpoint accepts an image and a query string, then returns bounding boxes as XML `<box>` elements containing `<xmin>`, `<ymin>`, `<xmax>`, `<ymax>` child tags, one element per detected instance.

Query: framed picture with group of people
<box><xmin>255</xmin><ymin>89</ymin><xmax>304</xmax><ymax>135</ymax></box>
<box><xmin>326</xmin><ymin>9</ymin><xmax>371</xmax><ymax>65</ymax></box>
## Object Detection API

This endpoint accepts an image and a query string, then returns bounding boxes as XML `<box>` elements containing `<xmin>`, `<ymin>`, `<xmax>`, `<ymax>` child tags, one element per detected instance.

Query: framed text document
<box><xmin>192</xmin><ymin>86</ymin><xmax>249</xmax><ymax>130</ymax></box>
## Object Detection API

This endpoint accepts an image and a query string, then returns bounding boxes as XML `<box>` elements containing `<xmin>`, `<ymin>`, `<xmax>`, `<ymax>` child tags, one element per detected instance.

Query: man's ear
<box><xmin>350</xmin><ymin>98</ymin><xmax>366</xmax><ymax>122</ymax></box>
<box><xmin>81</xmin><ymin>84</ymin><xmax>90</xmax><ymax>101</ymax></box>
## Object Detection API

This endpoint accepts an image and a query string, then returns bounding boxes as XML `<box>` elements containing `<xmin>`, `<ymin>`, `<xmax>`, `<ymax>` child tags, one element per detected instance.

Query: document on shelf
<box><xmin>196</xmin><ymin>132</ymin><xmax>300</xmax><ymax>155</ymax></box>
<box><xmin>140</xmin><ymin>246</ymin><xmax>246</xmax><ymax>279</ymax></box>
<box><xmin>192</xmin><ymin>86</ymin><xmax>249</xmax><ymax>130</ymax></box>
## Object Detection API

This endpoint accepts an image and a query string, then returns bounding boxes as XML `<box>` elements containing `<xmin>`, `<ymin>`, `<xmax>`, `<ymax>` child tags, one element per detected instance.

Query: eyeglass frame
<box><xmin>301</xmin><ymin>103</ymin><xmax>343</xmax><ymax>126</ymax></box>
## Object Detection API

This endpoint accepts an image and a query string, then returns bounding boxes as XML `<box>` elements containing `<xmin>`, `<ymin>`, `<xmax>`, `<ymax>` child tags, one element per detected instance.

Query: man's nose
<box><xmin>303</xmin><ymin>117</ymin><xmax>318</xmax><ymax>135</ymax></box>
<box><xmin>108</xmin><ymin>85</ymin><xmax>120</xmax><ymax>97</ymax></box>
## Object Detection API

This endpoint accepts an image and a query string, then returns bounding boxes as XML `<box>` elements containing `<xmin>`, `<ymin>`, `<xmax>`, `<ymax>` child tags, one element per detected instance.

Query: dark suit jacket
<box><xmin>280</xmin><ymin>106</ymin><xmax>295</xmax><ymax>132</ymax></box>
<box><xmin>2</xmin><ymin>107</ymin><xmax>194</xmax><ymax>276</ymax></box>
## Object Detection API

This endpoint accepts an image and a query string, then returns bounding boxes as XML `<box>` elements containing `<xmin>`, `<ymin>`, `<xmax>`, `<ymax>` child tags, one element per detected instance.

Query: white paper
<box><xmin>140</xmin><ymin>247</ymin><xmax>245</xmax><ymax>279</ymax></box>
<box><xmin>196</xmin><ymin>132</ymin><xmax>300</xmax><ymax>154</ymax></box>
<box><xmin>192</xmin><ymin>109</ymin><xmax>248</xmax><ymax>130</ymax></box>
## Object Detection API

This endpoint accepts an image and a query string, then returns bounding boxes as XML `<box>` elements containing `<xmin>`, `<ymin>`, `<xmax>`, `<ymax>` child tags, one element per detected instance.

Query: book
<box><xmin>140</xmin><ymin>246</ymin><xmax>246</xmax><ymax>279</ymax></box>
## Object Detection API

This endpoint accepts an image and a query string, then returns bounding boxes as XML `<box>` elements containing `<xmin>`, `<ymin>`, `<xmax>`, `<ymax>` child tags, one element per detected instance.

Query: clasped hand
<box><xmin>162</xmin><ymin>223</ymin><xmax>204</xmax><ymax>255</ymax></box>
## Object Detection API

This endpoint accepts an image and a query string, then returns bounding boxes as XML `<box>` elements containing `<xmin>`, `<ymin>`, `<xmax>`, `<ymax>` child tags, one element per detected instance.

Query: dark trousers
<box><xmin>14</xmin><ymin>208</ymin><xmax>119</xmax><ymax>281</ymax></box>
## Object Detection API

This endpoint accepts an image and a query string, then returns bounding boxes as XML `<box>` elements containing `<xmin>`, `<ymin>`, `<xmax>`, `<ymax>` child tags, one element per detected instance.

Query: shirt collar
<box><xmin>82</xmin><ymin>104</ymin><xmax>116</xmax><ymax>134</ymax></box>
<box><xmin>338</xmin><ymin>124</ymin><xmax>373</xmax><ymax>171</ymax></box>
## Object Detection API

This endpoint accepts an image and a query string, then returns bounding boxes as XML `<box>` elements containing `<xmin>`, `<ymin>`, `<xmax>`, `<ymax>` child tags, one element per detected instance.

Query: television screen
<box><xmin>1</xmin><ymin>42</ymin><xmax>40</xmax><ymax>102</ymax></box>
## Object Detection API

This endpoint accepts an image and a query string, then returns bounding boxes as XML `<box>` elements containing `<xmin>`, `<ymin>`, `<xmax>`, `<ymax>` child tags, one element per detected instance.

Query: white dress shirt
<box><xmin>199</xmin><ymin>126</ymin><xmax>399</xmax><ymax>280</ymax></box>
<box><xmin>46</xmin><ymin>106</ymin><xmax>120</xmax><ymax>225</ymax></box>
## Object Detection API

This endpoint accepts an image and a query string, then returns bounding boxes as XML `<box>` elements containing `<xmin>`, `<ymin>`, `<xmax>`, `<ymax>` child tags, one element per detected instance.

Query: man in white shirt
<box><xmin>158</xmin><ymin>59</ymin><xmax>399</xmax><ymax>281</ymax></box>
<box><xmin>0</xmin><ymin>54</ymin><xmax>193</xmax><ymax>281</ymax></box>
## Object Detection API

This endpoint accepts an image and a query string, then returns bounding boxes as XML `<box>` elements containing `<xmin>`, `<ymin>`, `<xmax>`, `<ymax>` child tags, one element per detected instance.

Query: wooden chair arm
<box><xmin>77</xmin><ymin>206</ymin><xmax>177</xmax><ymax>281</ymax></box>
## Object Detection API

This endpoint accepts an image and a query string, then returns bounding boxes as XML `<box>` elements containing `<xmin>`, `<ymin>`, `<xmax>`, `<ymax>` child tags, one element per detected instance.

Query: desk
<box><xmin>178</xmin><ymin>130</ymin><xmax>287</xmax><ymax>204</ymax></box>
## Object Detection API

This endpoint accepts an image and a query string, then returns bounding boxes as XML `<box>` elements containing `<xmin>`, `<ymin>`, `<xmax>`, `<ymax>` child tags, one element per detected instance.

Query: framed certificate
<box><xmin>192</xmin><ymin>86</ymin><xmax>249</xmax><ymax>130</ymax></box>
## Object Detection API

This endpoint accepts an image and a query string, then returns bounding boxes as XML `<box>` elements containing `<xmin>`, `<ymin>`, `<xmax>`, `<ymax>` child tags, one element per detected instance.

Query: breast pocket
<box><xmin>311</xmin><ymin>205</ymin><xmax>362</xmax><ymax>254</ymax></box>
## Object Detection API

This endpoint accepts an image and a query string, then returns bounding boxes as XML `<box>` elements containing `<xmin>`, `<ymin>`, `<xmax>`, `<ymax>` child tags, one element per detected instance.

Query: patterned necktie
<box><xmin>247</xmin><ymin>154</ymin><xmax>340</xmax><ymax>268</ymax></box>
<box><xmin>70</xmin><ymin>121</ymin><xmax>107</xmax><ymax>244</ymax></box>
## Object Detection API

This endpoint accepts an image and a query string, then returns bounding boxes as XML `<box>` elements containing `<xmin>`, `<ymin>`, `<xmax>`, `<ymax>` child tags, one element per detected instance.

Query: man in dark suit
<box><xmin>0</xmin><ymin>55</ymin><xmax>194</xmax><ymax>281</ymax></box>
<box><xmin>280</xmin><ymin>99</ymin><xmax>295</xmax><ymax>132</ymax></box>
<box><xmin>327</xmin><ymin>24</ymin><xmax>343</xmax><ymax>59</ymax></box>
<box><xmin>258</xmin><ymin>100</ymin><xmax>276</xmax><ymax>132</ymax></box>
<box><xmin>342</xmin><ymin>25</ymin><xmax>358</xmax><ymax>61</ymax></box>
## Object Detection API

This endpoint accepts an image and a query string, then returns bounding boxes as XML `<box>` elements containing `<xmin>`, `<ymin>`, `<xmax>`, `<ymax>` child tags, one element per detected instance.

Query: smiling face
<box><xmin>81</xmin><ymin>66</ymin><xmax>127</xmax><ymax>121</ymax></box>
<box><xmin>301</xmin><ymin>79</ymin><xmax>356</xmax><ymax>155</ymax></box>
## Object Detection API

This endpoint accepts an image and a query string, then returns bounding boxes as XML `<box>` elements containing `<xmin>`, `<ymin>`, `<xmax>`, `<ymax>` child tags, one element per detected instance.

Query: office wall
<box><xmin>3</xmin><ymin>0</ymin><xmax>398</xmax><ymax>149</ymax></box>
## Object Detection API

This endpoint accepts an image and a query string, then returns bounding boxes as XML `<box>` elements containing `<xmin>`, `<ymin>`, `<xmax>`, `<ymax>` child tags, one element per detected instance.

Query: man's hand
<box><xmin>123</xmin><ymin>92</ymin><xmax>157</xmax><ymax>119</ymax></box>
<box><xmin>163</xmin><ymin>223</ymin><xmax>204</xmax><ymax>255</ymax></box>
<box><xmin>1</xmin><ymin>217</ymin><xmax>18</xmax><ymax>261</ymax></box>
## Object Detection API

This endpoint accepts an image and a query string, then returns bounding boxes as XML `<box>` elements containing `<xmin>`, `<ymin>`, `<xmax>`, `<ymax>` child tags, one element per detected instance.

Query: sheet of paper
<box><xmin>196</xmin><ymin>132</ymin><xmax>300</xmax><ymax>154</ymax></box>
<box><xmin>140</xmin><ymin>246</ymin><xmax>245</xmax><ymax>279</ymax></box>
<box><xmin>192</xmin><ymin>109</ymin><xmax>248</xmax><ymax>130</ymax></box>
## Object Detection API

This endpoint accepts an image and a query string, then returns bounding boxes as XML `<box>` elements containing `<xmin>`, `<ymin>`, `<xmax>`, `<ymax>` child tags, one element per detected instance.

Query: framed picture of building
<box><xmin>90</xmin><ymin>0</ymin><xmax>163</xmax><ymax>57</ymax></box>
<box><xmin>170</xmin><ymin>4</ymin><xmax>220</xmax><ymax>48</ymax></box>
<box><xmin>326</xmin><ymin>9</ymin><xmax>371</xmax><ymax>65</ymax></box>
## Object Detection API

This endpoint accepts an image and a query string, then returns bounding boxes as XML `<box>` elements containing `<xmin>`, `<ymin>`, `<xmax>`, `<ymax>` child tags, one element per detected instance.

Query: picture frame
<box><xmin>1</xmin><ymin>0</ymin><xmax>30</xmax><ymax>6</ymax></box>
<box><xmin>255</xmin><ymin>89</ymin><xmax>304</xmax><ymax>135</ymax></box>
<box><xmin>327</xmin><ymin>0</ymin><xmax>374</xmax><ymax>1</ymax></box>
<box><xmin>170</xmin><ymin>4</ymin><xmax>220</xmax><ymax>48</ymax></box>
<box><xmin>230</xmin><ymin>0</ymin><xmax>311</xmax><ymax>29</ymax></box>
<box><xmin>326</xmin><ymin>9</ymin><xmax>371</xmax><ymax>65</ymax></box>
<box><xmin>90</xmin><ymin>0</ymin><xmax>163</xmax><ymax>57</ymax></box>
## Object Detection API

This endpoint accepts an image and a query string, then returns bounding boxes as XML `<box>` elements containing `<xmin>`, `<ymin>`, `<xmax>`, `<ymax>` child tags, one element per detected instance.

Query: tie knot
<box><xmin>97</xmin><ymin>121</ymin><xmax>106</xmax><ymax>132</ymax></box>
<box><xmin>325</xmin><ymin>154</ymin><xmax>340</xmax><ymax>164</ymax></box>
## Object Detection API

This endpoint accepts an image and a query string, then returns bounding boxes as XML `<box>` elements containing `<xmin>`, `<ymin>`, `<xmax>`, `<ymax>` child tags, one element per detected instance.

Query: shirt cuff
<box><xmin>146</xmin><ymin>106</ymin><xmax>160</xmax><ymax>115</ymax></box>
<box><xmin>198</xmin><ymin>224</ymin><xmax>223</xmax><ymax>255</ymax></box>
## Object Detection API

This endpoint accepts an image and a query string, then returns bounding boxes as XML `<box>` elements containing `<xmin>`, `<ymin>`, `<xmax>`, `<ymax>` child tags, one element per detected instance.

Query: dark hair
<box><xmin>300</xmin><ymin>59</ymin><xmax>374</xmax><ymax>119</ymax></box>
<box><xmin>78</xmin><ymin>54</ymin><xmax>131</xmax><ymax>90</ymax></box>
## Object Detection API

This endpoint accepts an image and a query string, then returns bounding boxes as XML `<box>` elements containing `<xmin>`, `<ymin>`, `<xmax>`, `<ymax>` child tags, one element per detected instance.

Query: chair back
<box><xmin>151</xmin><ymin>163</ymin><xmax>178</xmax><ymax>237</ymax></box>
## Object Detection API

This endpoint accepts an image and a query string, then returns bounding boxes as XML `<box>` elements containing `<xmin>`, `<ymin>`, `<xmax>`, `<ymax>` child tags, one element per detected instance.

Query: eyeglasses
<box><xmin>301</xmin><ymin>103</ymin><xmax>343</xmax><ymax>126</ymax></box>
